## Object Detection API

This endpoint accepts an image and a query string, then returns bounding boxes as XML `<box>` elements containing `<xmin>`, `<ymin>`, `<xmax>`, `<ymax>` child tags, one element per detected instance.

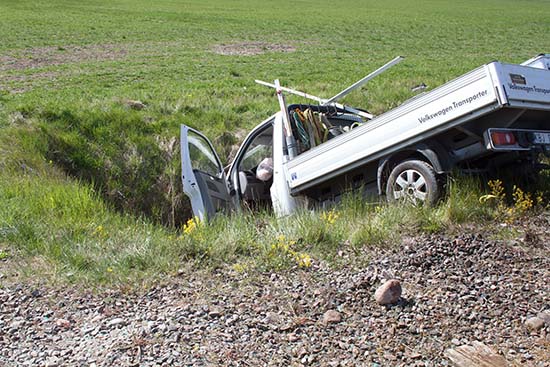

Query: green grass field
<box><xmin>1</xmin><ymin>0</ymin><xmax>549</xmax><ymax>284</ymax></box>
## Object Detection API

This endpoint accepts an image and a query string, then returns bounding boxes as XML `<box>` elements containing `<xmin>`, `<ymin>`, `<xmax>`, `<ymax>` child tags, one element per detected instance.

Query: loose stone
<box><xmin>374</xmin><ymin>279</ymin><xmax>402</xmax><ymax>305</ymax></box>
<box><xmin>323</xmin><ymin>310</ymin><xmax>342</xmax><ymax>324</ymax></box>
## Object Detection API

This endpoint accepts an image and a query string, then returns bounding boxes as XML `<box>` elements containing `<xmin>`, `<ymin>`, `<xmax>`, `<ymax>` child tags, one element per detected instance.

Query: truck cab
<box><xmin>181</xmin><ymin>105</ymin><xmax>369</xmax><ymax>220</ymax></box>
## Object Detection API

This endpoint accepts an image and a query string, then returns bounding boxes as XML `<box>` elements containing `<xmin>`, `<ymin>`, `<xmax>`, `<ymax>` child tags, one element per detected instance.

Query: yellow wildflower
<box><xmin>183</xmin><ymin>216</ymin><xmax>201</xmax><ymax>235</ymax></box>
<box><xmin>232</xmin><ymin>263</ymin><xmax>247</xmax><ymax>273</ymax></box>
<box><xmin>321</xmin><ymin>209</ymin><xmax>339</xmax><ymax>225</ymax></box>
<box><xmin>295</xmin><ymin>252</ymin><xmax>312</xmax><ymax>268</ymax></box>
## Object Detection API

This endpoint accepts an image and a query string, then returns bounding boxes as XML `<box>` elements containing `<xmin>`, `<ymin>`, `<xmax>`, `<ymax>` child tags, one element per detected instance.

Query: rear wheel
<box><xmin>386</xmin><ymin>160</ymin><xmax>440</xmax><ymax>206</ymax></box>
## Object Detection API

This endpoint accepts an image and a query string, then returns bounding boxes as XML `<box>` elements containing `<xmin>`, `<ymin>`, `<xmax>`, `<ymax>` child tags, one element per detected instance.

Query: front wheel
<box><xmin>386</xmin><ymin>160</ymin><xmax>441</xmax><ymax>206</ymax></box>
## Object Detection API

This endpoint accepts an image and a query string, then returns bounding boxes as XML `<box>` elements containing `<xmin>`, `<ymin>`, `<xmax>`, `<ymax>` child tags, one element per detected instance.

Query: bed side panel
<box><xmin>286</xmin><ymin>67</ymin><xmax>498</xmax><ymax>191</ymax></box>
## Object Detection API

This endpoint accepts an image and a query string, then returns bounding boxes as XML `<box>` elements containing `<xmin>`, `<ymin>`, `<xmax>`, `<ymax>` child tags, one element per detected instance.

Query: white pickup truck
<box><xmin>181</xmin><ymin>54</ymin><xmax>550</xmax><ymax>220</ymax></box>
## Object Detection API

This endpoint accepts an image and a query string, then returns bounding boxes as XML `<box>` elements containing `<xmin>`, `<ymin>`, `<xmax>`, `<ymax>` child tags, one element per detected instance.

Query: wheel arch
<box><xmin>377</xmin><ymin>141</ymin><xmax>452</xmax><ymax>195</ymax></box>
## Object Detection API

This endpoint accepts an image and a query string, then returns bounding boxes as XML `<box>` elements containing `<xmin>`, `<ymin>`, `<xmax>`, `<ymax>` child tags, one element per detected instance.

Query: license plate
<box><xmin>532</xmin><ymin>132</ymin><xmax>550</xmax><ymax>145</ymax></box>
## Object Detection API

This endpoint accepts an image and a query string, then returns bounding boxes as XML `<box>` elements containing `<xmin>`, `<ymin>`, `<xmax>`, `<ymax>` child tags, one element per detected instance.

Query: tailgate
<box><xmin>490</xmin><ymin>62</ymin><xmax>550</xmax><ymax>107</ymax></box>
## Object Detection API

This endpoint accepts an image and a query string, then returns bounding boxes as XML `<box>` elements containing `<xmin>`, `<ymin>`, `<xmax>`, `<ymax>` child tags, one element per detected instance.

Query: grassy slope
<box><xmin>0</xmin><ymin>0</ymin><xmax>549</xmax><ymax>284</ymax></box>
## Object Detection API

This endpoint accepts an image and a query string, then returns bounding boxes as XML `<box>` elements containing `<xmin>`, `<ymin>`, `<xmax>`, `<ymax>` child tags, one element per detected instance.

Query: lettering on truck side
<box><xmin>507</xmin><ymin>84</ymin><xmax>550</xmax><ymax>95</ymax></box>
<box><xmin>418</xmin><ymin>90</ymin><xmax>488</xmax><ymax>124</ymax></box>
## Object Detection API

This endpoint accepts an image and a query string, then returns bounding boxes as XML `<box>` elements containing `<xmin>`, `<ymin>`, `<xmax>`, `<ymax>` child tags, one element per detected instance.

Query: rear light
<box><xmin>491</xmin><ymin>131</ymin><xmax>516</xmax><ymax>146</ymax></box>
<box><xmin>486</xmin><ymin>128</ymin><xmax>550</xmax><ymax>151</ymax></box>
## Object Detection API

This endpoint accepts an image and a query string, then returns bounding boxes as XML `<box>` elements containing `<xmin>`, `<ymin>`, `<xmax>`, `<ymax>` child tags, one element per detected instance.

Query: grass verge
<box><xmin>1</xmin><ymin>168</ymin><xmax>546</xmax><ymax>286</ymax></box>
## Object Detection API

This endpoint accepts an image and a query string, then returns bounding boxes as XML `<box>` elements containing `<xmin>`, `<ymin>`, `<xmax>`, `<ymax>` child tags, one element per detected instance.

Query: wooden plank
<box><xmin>445</xmin><ymin>342</ymin><xmax>508</xmax><ymax>367</ymax></box>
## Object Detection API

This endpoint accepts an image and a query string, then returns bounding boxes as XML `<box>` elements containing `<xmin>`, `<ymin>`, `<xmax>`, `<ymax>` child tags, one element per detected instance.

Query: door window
<box><xmin>188</xmin><ymin>131</ymin><xmax>222</xmax><ymax>177</ymax></box>
<box><xmin>240</xmin><ymin>133</ymin><xmax>273</xmax><ymax>171</ymax></box>
<box><xmin>241</xmin><ymin>144</ymin><xmax>272</xmax><ymax>171</ymax></box>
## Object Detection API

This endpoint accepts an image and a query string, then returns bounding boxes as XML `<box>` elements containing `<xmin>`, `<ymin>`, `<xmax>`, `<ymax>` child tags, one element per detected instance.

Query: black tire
<box><xmin>386</xmin><ymin>160</ymin><xmax>440</xmax><ymax>206</ymax></box>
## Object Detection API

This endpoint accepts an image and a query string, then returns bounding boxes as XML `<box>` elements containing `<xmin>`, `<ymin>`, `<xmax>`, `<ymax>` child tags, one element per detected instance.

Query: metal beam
<box><xmin>255</xmin><ymin>79</ymin><xmax>373</xmax><ymax>119</ymax></box>
<box><xmin>324</xmin><ymin>56</ymin><xmax>404</xmax><ymax>104</ymax></box>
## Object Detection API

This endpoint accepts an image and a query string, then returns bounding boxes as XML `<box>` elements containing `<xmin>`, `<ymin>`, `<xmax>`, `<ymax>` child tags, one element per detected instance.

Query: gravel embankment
<box><xmin>1</xmin><ymin>217</ymin><xmax>549</xmax><ymax>366</ymax></box>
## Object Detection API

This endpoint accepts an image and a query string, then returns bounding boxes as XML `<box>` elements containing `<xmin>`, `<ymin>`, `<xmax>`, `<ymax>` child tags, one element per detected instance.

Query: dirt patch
<box><xmin>0</xmin><ymin>44</ymin><xmax>128</xmax><ymax>71</ymax></box>
<box><xmin>0</xmin><ymin>71</ymin><xmax>60</xmax><ymax>93</ymax></box>
<box><xmin>212</xmin><ymin>42</ymin><xmax>296</xmax><ymax>56</ymax></box>
<box><xmin>1</xmin><ymin>71</ymin><xmax>59</xmax><ymax>82</ymax></box>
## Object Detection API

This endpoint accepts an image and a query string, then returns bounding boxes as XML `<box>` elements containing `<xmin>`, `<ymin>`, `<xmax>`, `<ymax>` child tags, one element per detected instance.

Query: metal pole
<box><xmin>256</xmin><ymin>79</ymin><xmax>325</xmax><ymax>104</ymax></box>
<box><xmin>274</xmin><ymin>79</ymin><xmax>298</xmax><ymax>158</ymax></box>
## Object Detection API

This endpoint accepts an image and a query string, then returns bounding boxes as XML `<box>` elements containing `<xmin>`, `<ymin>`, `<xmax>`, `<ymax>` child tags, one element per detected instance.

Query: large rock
<box><xmin>263</xmin><ymin>311</ymin><xmax>282</xmax><ymax>325</ymax></box>
<box><xmin>55</xmin><ymin>318</ymin><xmax>71</xmax><ymax>329</ymax></box>
<box><xmin>208</xmin><ymin>306</ymin><xmax>223</xmax><ymax>317</ymax></box>
<box><xmin>374</xmin><ymin>279</ymin><xmax>402</xmax><ymax>305</ymax></box>
<box><xmin>106</xmin><ymin>318</ymin><xmax>125</xmax><ymax>328</ymax></box>
<box><xmin>125</xmin><ymin>99</ymin><xmax>146</xmax><ymax>110</ymax></box>
<box><xmin>537</xmin><ymin>311</ymin><xmax>550</xmax><ymax>325</ymax></box>
<box><xmin>45</xmin><ymin>357</ymin><xmax>60</xmax><ymax>367</ymax></box>
<box><xmin>323</xmin><ymin>310</ymin><xmax>341</xmax><ymax>324</ymax></box>
<box><xmin>525</xmin><ymin>316</ymin><xmax>545</xmax><ymax>332</ymax></box>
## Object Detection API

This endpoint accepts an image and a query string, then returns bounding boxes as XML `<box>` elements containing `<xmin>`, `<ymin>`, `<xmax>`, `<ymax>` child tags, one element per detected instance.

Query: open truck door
<box><xmin>180</xmin><ymin>125</ymin><xmax>234</xmax><ymax>221</ymax></box>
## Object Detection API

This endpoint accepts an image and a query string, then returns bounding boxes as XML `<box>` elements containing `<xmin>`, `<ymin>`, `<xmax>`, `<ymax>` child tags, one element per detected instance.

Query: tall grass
<box><xmin>0</xmin><ymin>163</ymin><xmax>545</xmax><ymax>285</ymax></box>
<box><xmin>0</xmin><ymin>170</ymin><xmax>167</xmax><ymax>283</ymax></box>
